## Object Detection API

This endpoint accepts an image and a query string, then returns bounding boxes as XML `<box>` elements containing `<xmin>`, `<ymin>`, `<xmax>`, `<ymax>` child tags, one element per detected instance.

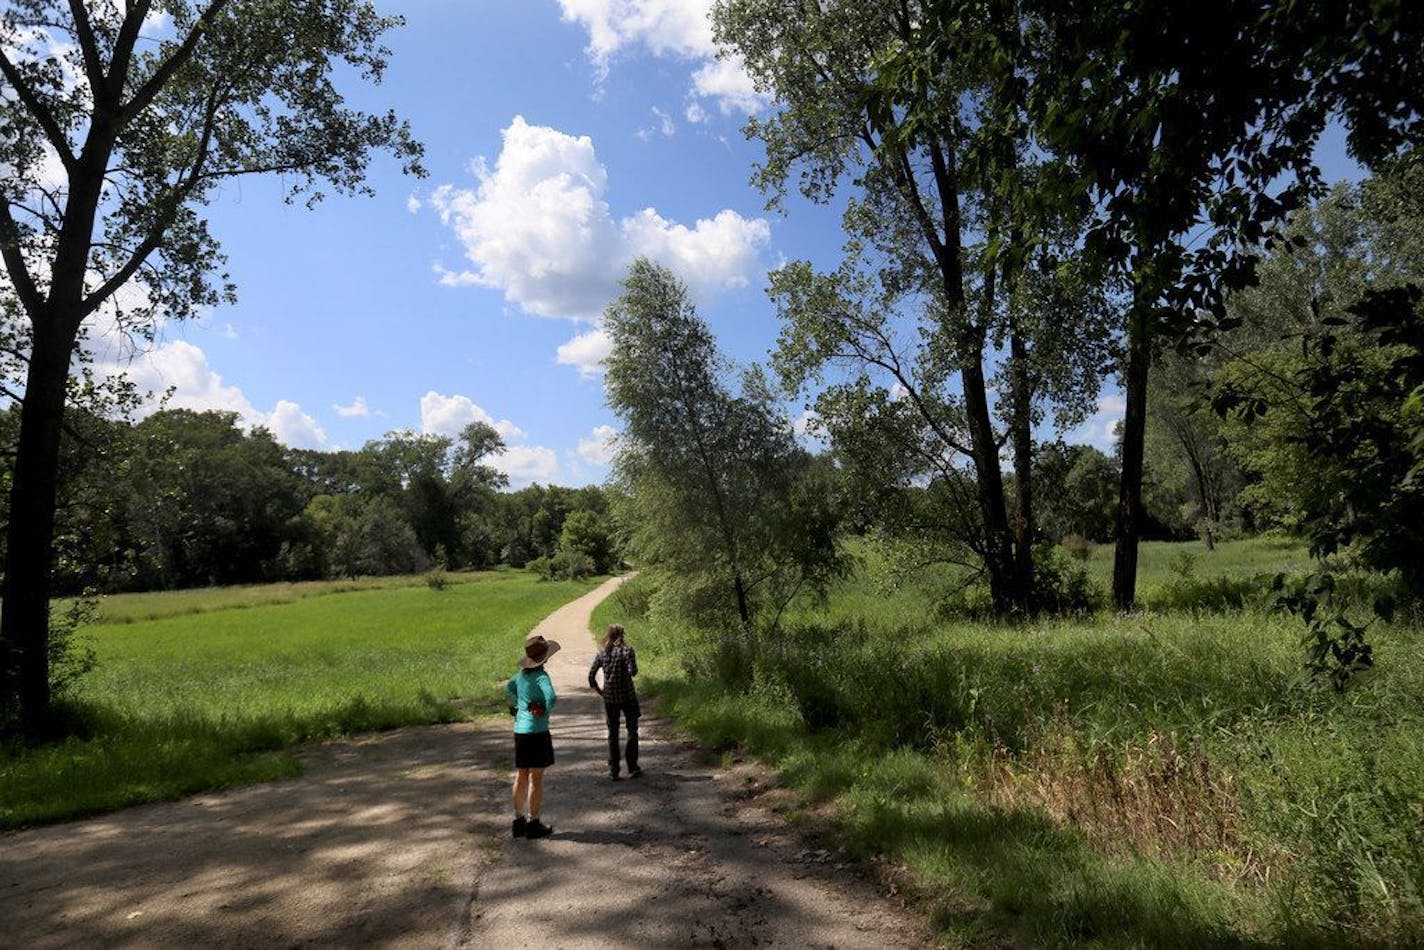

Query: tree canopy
<box><xmin>0</xmin><ymin>0</ymin><xmax>424</xmax><ymax>732</ymax></box>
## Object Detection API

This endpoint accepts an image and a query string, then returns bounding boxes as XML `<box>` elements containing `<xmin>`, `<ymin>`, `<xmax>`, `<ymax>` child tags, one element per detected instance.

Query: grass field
<box><xmin>1</xmin><ymin>570</ymin><xmax>597</xmax><ymax>828</ymax></box>
<box><xmin>594</xmin><ymin>537</ymin><xmax>1424</xmax><ymax>946</ymax></box>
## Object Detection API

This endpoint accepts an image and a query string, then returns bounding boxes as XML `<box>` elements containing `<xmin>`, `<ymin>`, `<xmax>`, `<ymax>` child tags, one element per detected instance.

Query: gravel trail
<box><xmin>1</xmin><ymin>575</ymin><xmax>927</xmax><ymax>948</ymax></box>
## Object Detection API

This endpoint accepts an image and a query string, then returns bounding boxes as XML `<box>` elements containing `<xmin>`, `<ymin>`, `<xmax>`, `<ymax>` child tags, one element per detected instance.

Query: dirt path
<box><xmin>1</xmin><ymin>576</ymin><xmax>927</xmax><ymax>948</ymax></box>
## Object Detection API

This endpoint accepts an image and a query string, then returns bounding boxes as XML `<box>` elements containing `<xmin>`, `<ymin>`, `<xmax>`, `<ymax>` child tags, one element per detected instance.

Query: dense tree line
<box><xmin>0</xmin><ymin>405</ymin><xmax>618</xmax><ymax>596</ymax></box>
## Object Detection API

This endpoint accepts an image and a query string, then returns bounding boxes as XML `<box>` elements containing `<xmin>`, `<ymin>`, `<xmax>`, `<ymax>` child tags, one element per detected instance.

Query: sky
<box><xmin>91</xmin><ymin>0</ymin><xmax>1365</xmax><ymax>487</ymax></box>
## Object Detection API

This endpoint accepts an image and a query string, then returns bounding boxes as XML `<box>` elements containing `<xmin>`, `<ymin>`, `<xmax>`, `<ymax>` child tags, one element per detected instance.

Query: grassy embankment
<box><xmin>593</xmin><ymin>538</ymin><xmax>1424</xmax><ymax>946</ymax></box>
<box><xmin>1</xmin><ymin>570</ymin><xmax>597</xmax><ymax>828</ymax></box>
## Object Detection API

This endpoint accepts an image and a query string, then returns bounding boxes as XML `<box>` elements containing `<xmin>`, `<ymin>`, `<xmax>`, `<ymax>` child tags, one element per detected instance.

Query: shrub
<box><xmin>1062</xmin><ymin>534</ymin><xmax>1095</xmax><ymax>561</ymax></box>
<box><xmin>527</xmin><ymin>547</ymin><xmax>597</xmax><ymax>581</ymax></box>
<box><xmin>424</xmin><ymin>570</ymin><xmax>449</xmax><ymax>591</ymax></box>
<box><xmin>1030</xmin><ymin>545</ymin><xmax>1103</xmax><ymax>615</ymax></box>
<box><xmin>611</xmin><ymin>574</ymin><xmax>654</xmax><ymax>620</ymax></box>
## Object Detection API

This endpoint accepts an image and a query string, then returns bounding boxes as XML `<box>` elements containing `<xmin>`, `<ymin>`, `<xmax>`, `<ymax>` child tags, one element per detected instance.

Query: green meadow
<box><xmin>1</xmin><ymin>570</ymin><xmax>596</xmax><ymax>828</ymax></box>
<box><xmin>595</xmin><ymin>538</ymin><xmax>1424</xmax><ymax>946</ymax></box>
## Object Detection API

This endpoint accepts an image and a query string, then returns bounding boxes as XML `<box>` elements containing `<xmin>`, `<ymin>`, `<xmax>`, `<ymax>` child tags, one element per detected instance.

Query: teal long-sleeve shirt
<box><xmin>505</xmin><ymin>667</ymin><xmax>556</xmax><ymax>734</ymax></box>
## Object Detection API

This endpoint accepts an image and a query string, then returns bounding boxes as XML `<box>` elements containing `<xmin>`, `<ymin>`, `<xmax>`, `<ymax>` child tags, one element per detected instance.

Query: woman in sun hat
<box><xmin>505</xmin><ymin>633</ymin><xmax>559</xmax><ymax>839</ymax></box>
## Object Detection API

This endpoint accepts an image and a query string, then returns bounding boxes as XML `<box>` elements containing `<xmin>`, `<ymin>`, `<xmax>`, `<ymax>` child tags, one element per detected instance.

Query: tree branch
<box><xmin>0</xmin><ymin>47</ymin><xmax>77</xmax><ymax>173</ymax></box>
<box><xmin>0</xmin><ymin>199</ymin><xmax>45</xmax><ymax>315</ymax></box>
<box><xmin>65</xmin><ymin>0</ymin><xmax>107</xmax><ymax>98</ymax></box>
<box><xmin>105</xmin><ymin>0</ymin><xmax>151</xmax><ymax>105</ymax></box>
<box><xmin>82</xmin><ymin>79</ymin><xmax>225</xmax><ymax>319</ymax></box>
<box><xmin>118</xmin><ymin>0</ymin><xmax>233</xmax><ymax>129</ymax></box>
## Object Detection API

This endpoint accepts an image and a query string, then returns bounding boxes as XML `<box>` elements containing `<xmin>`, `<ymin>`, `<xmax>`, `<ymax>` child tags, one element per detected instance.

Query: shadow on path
<box><xmin>1</xmin><ymin>576</ymin><xmax>927</xmax><ymax>948</ymax></box>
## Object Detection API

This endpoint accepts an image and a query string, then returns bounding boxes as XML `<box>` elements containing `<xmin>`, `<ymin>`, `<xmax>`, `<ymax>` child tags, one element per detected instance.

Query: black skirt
<box><xmin>513</xmin><ymin>730</ymin><xmax>555</xmax><ymax>769</ymax></box>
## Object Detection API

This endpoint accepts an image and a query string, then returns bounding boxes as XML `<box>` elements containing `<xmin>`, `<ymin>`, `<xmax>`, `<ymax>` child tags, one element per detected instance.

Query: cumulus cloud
<box><xmin>499</xmin><ymin>445</ymin><xmax>561</xmax><ymax>486</ymax></box>
<box><xmin>96</xmin><ymin>340</ymin><xmax>328</xmax><ymax>448</ymax></box>
<box><xmin>109</xmin><ymin>340</ymin><xmax>259</xmax><ymax>421</ymax></box>
<box><xmin>419</xmin><ymin>390</ymin><xmax>526</xmax><ymax>443</ymax></box>
<box><xmin>621</xmin><ymin>207</ymin><xmax>767</xmax><ymax>290</ymax></box>
<box><xmin>556</xmin><ymin>326</ymin><xmax>614</xmax><ymax>378</ymax></box>
<box><xmin>333</xmin><ymin>396</ymin><xmax>370</xmax><ymax>418</ymax></box>
<box><xmin>428</xmin><ymin>116</ymin><xmax>769</xmax><ymax>320</ymax></box>
<box><xmin>1066</xmin><ymin>394</ymin><xmax>1126</xmax><ymax>450</ymax></box>
<box><xmin>555</xmin><ymin>0</ymin><xmax>768</xmax><ymax>115</ymax></box>
<box><xmin>690</xmin><ymin>56</ymin><xmax>765</xmax><ymax>115</ymax></box>
<box><xmin>267</xmin><ymin>400</ymin><xmax>327</xmax><ymax>450</ymax></box>
<box><xmin>577</xmin><ymin>424</ymin><xmax>620</xmax><ymax>466</ymax></box>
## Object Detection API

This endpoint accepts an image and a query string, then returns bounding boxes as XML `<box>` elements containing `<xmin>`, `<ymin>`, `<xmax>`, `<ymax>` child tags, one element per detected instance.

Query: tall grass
<box><xmin>1</xmin><ymin>571</ymin><xmax>596</xmax><ymax>828</ymax></box>
<box><xmin>595</xmin><ymin>538</ymin><xmax>1424</xmax><ymax>945</ymax></box>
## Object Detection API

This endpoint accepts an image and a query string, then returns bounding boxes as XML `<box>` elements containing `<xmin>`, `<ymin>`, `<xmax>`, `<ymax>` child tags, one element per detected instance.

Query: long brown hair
<box><xmin>601</xmin><ymin>623</ymin><xmax>625</xmax><ymax>652</ymax></box>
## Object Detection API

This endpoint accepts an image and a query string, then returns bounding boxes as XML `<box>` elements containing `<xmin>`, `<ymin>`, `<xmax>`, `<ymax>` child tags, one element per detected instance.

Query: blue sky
<box><xmin>102</xmin><ymin>1</ymin><xmax>1364</xmax><ymax>486</ymax></box>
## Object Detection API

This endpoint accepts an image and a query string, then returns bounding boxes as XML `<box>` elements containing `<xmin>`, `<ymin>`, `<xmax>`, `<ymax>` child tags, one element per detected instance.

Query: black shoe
<box><xmin>524</xmin><ymin>818</ymin><xmax>553</xmax><ymax>839</ymax></box>
<box><xmin>610</xmin><ymin>772</ymin><xmax>622</xmax><ymax>781</ymax></box>
<box><xmin>629</xmin><ymin>767</ymin><xmax>644</xmax><ymax>778</ymax></box>
<box><xmin>512</xmin><ymin>816</ymin><xmax>527</xmax><ymax>838</ymax></box>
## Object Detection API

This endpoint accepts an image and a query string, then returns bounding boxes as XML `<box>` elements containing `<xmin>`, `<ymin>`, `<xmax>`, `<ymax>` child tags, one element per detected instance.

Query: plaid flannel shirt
<box><xmin>588</xmin><ymin>644</ymin><xmax>638</xmax><ymax>705</ymax></box>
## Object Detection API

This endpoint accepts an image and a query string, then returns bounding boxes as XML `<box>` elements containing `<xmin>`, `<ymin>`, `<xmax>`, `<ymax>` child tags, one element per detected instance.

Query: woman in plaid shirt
<box><xmin>588</xmin><ymin>623</ymin><xmax>641</xmax><ymax>780</ymax></box>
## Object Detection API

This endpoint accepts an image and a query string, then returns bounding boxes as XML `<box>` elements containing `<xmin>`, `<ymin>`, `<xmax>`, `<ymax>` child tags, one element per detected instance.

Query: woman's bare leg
<box><xmin>528</xmin><ymin>768</ymin><xmax>546</xmax><ymax>817</ymax></box>
<box><xmin>513</xmin><ymin>768</ymin><xmax>531</xmax><ymax>814</ymax></box>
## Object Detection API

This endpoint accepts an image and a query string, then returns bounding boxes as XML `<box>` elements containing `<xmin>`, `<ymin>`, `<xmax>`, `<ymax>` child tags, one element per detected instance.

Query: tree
<box><xmin>1033</xmin><ymin>443</ymin><xmax>1118</xmax><ymax>544</ymax></box>
<box><xmin>1024</xmin><ymin>0</ymin><xmax>1424</xmax><ymax>607</ymax></box>
<box><xmin>719</xmin><ymin>0</ymin><xmax>1110</xmax><ymax>613</ymax></box>
<box><xmin>0</xmin><ymin>0</ymin><xmax>424</xmax><ymax>733</ymax></box>
<box><xmin>558</xmin><ymin>509</ymin><xmax>614</xmax><ymax>575</ymax></box>
<box><xmin>1212</xmin><ymin>162</ymin><xmax>1424</xmax><ymax>593</ymax></box>
<box><xmin>605</xmin><ymin>259</ymin><xmax>846</xmax><ymax>632</ymax></box>
<box><xmin>1143</xmin><ymin>354</ymin><xmax>1245</xmax><ymax>548</ymax></box>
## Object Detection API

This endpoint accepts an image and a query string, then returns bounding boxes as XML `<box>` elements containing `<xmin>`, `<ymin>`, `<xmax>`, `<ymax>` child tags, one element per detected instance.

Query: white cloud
<box><xmin>684</xmin><ymin>101</ymin><xmax>708</xmax><ymax>124</ymax></box>
<box><xmin>621</xmin><ymin>207</ymin><xmax>768</xmax><ymax>291</ymax></box>
<box><xmin>112</xmin><ymin>340</ymin><xmax>260</xmax><ymax>422</ymax></box>
<box><xmin>690</xmin><ymin>54</ymin><xmax>766</xmax><ymax>115</ymax></box>
<box><xmin>1066</xmin><ymin>394</ymin><xmax>1126</xmax><ymax>450</ymax></box>
<box><xmin>556</xmin><ymin>326</ymin><xmax>614</xmax><ymax>378</ymax></box>
<box><xmin>428</xmin><ymin>116</ymin><xmax>769</xmax><ymax>320</ymax></box>
<box><xmin>141</xmin><ymin>8</ymin><xmax>174</xmax><ymax>35</ymax></box>
<box><xmin>267</xmin><ymin>400</ymin><xmax>327</xmax><ymax>450</ymax></box>
<box><xmin>333</xmin><ymin>396</ymin><xmax>370</xmax><ymax>418</ymax></box>
<box><xmin>577</xmin><ymin>424</ymin><xmax>620</xmax><ymax>466</ymax></box>
<box><xmin>556</xmin><ymin>0</ymin><xmax>767</xmax><ymax>117</ymax></box>
<box><xmin>97</xmin><ymin>340</ymin><xmax>328</xmax><ymax>449</ymax></box>
<box><xmin>653</xmin><ymin>105</ymin><xmax>675</xmax><ymax>136</ymax></box>
<box><xmin>558</xmin><ymin>0</ymin><xmax>714</xmax><ymax>62</ymax></box>
<box><xmin>498</xmin><ymin>445</ymin><xmax>560</xmax><ymax>487</ymax></box>
<box><xmin>406</xmin><ymin>194</ymin><xmax>423</xmax><ymax>214</ymax></box>
<box><xmin>419</xmin><ymin>390</ymin><xmax>526</xmax><ymax>443</ymax></box>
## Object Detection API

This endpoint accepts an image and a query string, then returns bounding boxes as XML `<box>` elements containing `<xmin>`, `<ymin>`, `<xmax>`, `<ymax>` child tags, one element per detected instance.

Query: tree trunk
<box><xmin>961</xmin><ymin>354</ymin><xmax>1021</xmax><ymax>613</ymax></box>
<box><xmin>732</xmin><ymin>571</ymin><xmax>751</xmax><ymax>629</ymax></box>
<box><xmin>1112</xmin><ymin>306</ymin><xmax>1151</xmax><ymax>610</ymax></box>
<box><xmin>2</xmin><ymin>318</ymin><xmax>78</xmax><ymax>735</ymax></box>
<box><xmin>1009</xmin><ymin>326</ymin><xmax>1035</xmax><ymax>603</ymax></box>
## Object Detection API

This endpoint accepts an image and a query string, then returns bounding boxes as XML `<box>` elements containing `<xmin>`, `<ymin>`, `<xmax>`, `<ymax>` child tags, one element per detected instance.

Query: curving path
<box><xmin>1</xmin><ymin>575</ymin><xmax>926</xmax><ymax>948</ymax></box>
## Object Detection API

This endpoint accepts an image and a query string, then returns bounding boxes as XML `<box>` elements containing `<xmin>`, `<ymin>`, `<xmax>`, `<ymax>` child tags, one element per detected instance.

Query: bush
<box><xmin>424</xmin><ymin>570</ymin><xmax>449</xmax><ymax>591</ymax></box>
<box><xmin>611</xmin><ymin>574</ymin><xmax>654</xmax><ymax>620</ymax></box>
<box><xmin>528</xmin><ymin>547</ymin><xmax>597</xmax><ymax>581</ymax></box>
<box><xmin>1030</xmin><ymin>545</ymin><xmax>1103</xmax><ymax>615</ymax></box>
<box><xmin>1062</xmin><ymin>534</ymin><xmax>1095</xmax><ymax>561</ymax></box>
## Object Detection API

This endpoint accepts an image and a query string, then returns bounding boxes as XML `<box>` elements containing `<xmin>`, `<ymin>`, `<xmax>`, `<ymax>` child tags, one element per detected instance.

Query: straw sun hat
<box><xmin>519</xmin><ymin>633</ymin><xmax>561</xmax><ymax>669</ymax></box>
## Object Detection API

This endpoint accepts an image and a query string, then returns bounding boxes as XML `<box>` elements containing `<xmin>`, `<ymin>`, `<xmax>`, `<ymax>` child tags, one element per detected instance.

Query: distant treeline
<box><xmin>0</xmin><ymin>408</ymin><xmax>617</xmax><ymax>595</ymax></box>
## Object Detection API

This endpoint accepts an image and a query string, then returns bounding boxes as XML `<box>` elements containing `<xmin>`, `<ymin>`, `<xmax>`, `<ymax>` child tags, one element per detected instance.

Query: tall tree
<box><xmin>720</xmin><ymin>0</ymin><xmax>1108</xmax><ymax>613</ymax></box>
<box><xmin>605</xmin><ymin>259</ymin><xmax>845</xmax><ymax>632</ymax></box>
<box><xmin>0</xmin><ymin>0</ymin><xmax>423</xmax><ymax>733</ymax></box>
